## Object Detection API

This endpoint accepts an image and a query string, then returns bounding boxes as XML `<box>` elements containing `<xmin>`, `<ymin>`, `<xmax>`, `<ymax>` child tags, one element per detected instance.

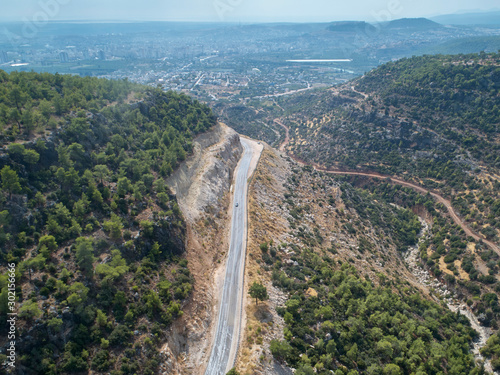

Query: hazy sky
<box><xmin>1</xmin><ymin>0</ymin><xmax>499</xmax><ymax>23</ymax></box>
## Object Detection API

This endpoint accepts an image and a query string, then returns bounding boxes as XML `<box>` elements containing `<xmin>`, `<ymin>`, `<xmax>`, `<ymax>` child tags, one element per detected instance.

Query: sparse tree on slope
<box><xmin>249</xmin><ymin>281</ymin><xmax>268</xmax><ymax>305</ymax></box>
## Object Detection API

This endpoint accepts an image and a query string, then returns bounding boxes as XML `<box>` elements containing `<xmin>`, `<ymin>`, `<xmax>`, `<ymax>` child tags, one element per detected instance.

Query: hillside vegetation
<box><xmin>239</xmin><ymin>147</ymin><xmax>487</xmax><ymax>374</ymax></box>
<box><xmin>227</xmin><ymin>53</ymin><xmax>500</xmax><ymax>374</ymax></box>
<box><xmin>284</xmin><ymin>53</ymin><xmax>499</xmax><ymax>238</ymax></box>
<box><xmin>272</xmin><ymin>263</ymin><xmax>480</xmax><ymax>375</ymax></box>
<box><xmin>0</xmin><ymin>71</ymin><xmax>216</xmax><ymax>374</ymax></box>
<box><xmin>265</xmin><ymin>52</ymin><xmax>499</xmax><ymax>293</ymax></box>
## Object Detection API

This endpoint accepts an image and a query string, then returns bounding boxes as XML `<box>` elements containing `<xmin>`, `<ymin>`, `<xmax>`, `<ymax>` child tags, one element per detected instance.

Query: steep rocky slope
<box><xmin>162</xmin><ymin>123</ymin><xmax>244</xmax><ymax>374</ymax></box>
<box><xmin>167</xmin><ymin>122</ymin><xmax>242</xmax><ymax>221</ymax></box>
<box><xmin>233</xmin><ymin>146</ymin><xmax>485</xmax><ymax>374</ymax></box>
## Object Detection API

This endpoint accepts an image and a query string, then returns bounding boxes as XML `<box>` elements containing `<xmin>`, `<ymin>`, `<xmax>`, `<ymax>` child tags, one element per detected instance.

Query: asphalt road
<box><xmin>204</xmin><ymin>138</ymin><xmax>253</xmax><ymax>375</ymax></box>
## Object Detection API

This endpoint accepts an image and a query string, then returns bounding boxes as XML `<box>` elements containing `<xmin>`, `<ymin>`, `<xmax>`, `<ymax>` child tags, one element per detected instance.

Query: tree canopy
<box><xmin>0</xmin><ymin>70</ymin><xmax>215</xmax><ymax>374</ymax></box>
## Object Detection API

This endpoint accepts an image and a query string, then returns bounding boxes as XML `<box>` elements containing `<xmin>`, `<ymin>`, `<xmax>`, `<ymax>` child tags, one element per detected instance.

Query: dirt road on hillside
<box><xmin>276</xmin><ymin>121</ymin><xmax>500</xmax><ymax>255</ymax></box>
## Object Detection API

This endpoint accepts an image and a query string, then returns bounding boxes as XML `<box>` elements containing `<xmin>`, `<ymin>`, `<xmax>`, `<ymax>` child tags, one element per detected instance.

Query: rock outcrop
<box><xmin>161</xmin><ymin>122</ymin><xmax>243</xmax><ymax>375</ymax></box>
<box><xmin>167</xmin><ymin>122</ymin><xmax>242</xmax><ymax>221</ymax></box>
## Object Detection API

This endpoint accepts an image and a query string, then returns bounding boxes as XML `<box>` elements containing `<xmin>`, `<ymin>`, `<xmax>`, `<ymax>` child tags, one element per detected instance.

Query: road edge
<box><xmin>230</xmin><ymin>136</ymin><xmax>264</xmax><ymax>372</ymax></box>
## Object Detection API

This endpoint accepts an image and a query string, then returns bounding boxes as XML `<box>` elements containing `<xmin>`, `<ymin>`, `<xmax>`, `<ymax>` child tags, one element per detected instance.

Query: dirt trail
<box><xmin>277</xmin><ymin>126</ymin><xmax>499</xmax><ymax>255</ymax></box>
<box><xmin>274</xmin><ymin>119</ymin><xmax>289</xmax><ymax>153</ymax></box>
<box><xmin>312</xmin><ymin>167</ymin><xmax>500</xmax><ymax>255</ymax></box>
<box><xmin>350</xmin><ymin>86</ymin><xmax>369</xmax><ymax>98</ymax></box>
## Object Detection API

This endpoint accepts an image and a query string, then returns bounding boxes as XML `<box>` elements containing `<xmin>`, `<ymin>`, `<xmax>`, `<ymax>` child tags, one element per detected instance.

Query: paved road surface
<box><xmin>204</xmin><ymin>138</ymin><xmax>254</xmax><ymax>375</ymax></box>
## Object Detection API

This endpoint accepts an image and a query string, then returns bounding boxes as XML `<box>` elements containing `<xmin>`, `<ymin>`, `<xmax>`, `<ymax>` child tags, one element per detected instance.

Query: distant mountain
<box><xmin>431</xmin><ymin>10</ymin><xmax>500</xmax><ymax>25</ymax></box>
<box><xmin>326</xmin><ymin>21</ymin><xmax>376</xmax><ymax>33</ymax></box>
<box><xmin>417</xmin><ymin>35</ymin><xmax>500</xmax><ymax>55</ymax></box>
<box><xmin>382</xmin><ymin>17</ymin><xmax>443</xmax><ymax>30</ymax></box>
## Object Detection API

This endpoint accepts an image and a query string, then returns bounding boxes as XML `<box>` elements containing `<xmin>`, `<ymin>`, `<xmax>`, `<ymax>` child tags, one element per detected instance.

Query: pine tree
<box><xmin>1</xmin><ymin>165</ymin><xmax>21</xmax><ymax>198</ymax></box>
<box><xmin>249</xmin><ymin>281</ymin><xmax>268</xmax><ymax>305</ymax></box>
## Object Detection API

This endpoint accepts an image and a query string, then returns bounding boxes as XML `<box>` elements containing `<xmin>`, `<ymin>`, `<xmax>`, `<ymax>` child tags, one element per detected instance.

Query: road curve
<box><xmin>204</xmin><ymin>138</ymin><xmax>255</xmax><ymax>375</ymax></box>
<box><xmin>275</xmin><ymin>123</ymin><xmax>499</xmax><ymax>254</ymax></box>
<box><xmin>274</xmin><ymin>119</ymin><xmax>289</xmax><ymax>153</ymax></box>
<box><xmin>314</xmin><ymin>168</ymin><xmax>500</xmax><ymax>255</ymax></box>
<box><xmin>289</xmin><ymin>154</ymin><xmax>500</xmax><ymax>255</ymax></box>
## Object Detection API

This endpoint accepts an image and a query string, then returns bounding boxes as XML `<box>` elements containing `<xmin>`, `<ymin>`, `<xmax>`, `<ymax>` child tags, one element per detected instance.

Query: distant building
<box><xmin>97</xmin><ymin>50</ymin><xmax>106</xmax><ymax>60</ymax></box>
<box><xmin>0</xmin><ymin>51</ymin><xmax>8</xmax><ymax>63</ymax></box>
<box><xmin>59</xmin><ymin>51</ymin><xmax>69</xmax><ymax>63</ymax></box>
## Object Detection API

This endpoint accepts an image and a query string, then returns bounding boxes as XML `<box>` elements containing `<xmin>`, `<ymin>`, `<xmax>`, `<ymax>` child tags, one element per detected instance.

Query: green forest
<box><xmin>271</xmin><ymin>261</ymin><xmax>483</xmax><ymax>375</ymax></box>
<box><xmin>247</xmin><ymin>163</ymin><xmax>486</xmax><ymax>374</ymax></box>
<box><xmin>342</xmin><ymin>176</ymin><xmax>500</xmax><ymax>329</ymax></box>
<box><xmin>0</xmin><ymin>70</ymin><xmax>216</xmax><ymax>374</ymax></box>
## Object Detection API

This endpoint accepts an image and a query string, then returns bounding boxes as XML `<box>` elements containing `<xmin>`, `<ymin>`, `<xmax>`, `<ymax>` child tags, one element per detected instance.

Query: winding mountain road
<box><xmin>308</xmin><ymin>162</ymin><xmax>499</xmax><ymax>254</ymax></box>
<box><xmin>275</xmin><ymin>120</ymin><xmax>499</xmax><ymax>255</ymax></box>
<box><xmin>312</xmin><ymin>167</ymin><xmax>500</xmax><ymax>255</ymax></box>
<box><xmin>204</xmin><ymin>138</ymin><xmax>257</xmax><ymax>375</ymax></box>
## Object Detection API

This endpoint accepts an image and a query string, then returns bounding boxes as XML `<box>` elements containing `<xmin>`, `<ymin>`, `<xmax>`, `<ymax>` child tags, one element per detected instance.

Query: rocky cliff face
<box><xmin>161</xmin><ymin>122</ymin><xmax>243</xmax><ymax>375</ymax></box>
<box><xmin>167</xmin><ymin>122</ymin><xmax>242</xmax><ymax>221</ymax></box>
